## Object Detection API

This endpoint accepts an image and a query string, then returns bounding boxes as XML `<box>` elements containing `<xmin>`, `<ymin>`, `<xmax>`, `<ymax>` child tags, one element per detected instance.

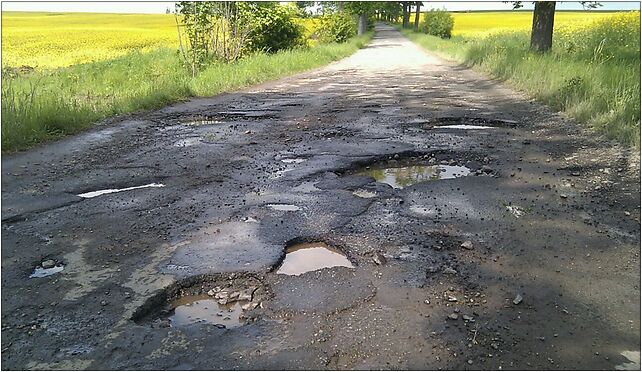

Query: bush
<box><xmin>315</xmin><ymin>12</ymin><xmax>357</xmax><ymax>43</ymax></box>
<box><xmin>241</xmin><ymin>3</ymin><xmax>306</xmax><ymax>53</ymax></box>
<box><xmin>421</xmin><ymin>9</ymin><xmax>454</xmax><ymax>39</ymax></box>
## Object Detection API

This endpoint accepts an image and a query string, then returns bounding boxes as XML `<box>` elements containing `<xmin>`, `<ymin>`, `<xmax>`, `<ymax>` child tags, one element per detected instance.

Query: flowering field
<box><xmin>448</xmin><ymin>11</ymin><xmax>617</xmax><ymax>36</ymax></box>
<box><xmin>1</xmin><ymin>12</ymin><xmax>177</xmax><ymax>69</ymax></box>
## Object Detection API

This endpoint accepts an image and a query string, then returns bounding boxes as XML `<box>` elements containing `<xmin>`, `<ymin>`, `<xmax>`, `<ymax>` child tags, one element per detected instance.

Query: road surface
<box><xmin>2</xmin><ymin>23</ymin><xmax>640</xmax><ymax>370</ymax></box>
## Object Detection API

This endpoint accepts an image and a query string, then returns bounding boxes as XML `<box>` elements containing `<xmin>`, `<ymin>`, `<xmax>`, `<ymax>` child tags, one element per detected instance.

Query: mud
<box><xmin>1</xmin><ymin>23</ymin><xmax>639</xmax><ymax>370</ymax></box>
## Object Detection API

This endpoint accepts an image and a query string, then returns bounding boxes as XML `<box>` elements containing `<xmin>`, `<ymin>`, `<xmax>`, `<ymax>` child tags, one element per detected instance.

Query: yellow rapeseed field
<box><xmin>2</xmin><ymin>12</ymin><xmax>177</xmax><ymax>69</ymax></box>
<box><xmin>445</xmin><ymin>11</ymin><xmax>617</xmax><ymax>36</ymax></box>
<box><xmin>0</xmin><ymin>10</ymin><xmax>623</xmax><ymax>70</ymax></box>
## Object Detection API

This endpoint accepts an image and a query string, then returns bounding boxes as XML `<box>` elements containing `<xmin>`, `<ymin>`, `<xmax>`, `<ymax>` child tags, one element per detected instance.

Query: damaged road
<box><xmin>2</xmin><ymin>23</ymin><xmax>640</xmax><ymax>370</ymax></box>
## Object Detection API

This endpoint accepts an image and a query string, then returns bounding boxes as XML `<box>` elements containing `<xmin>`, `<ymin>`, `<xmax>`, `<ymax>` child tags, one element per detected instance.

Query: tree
<box><xmin>511</xmin><ymin>1</ymin><xmax>601</xmax><ymax>52</ymax></box>
<box><xmin>343</xmin><ymin>1</ymin><xmax>373</xmax><ymax>35</ymax></box>
<box><xmin>413</xmin><ymin>1</ymin><xmax>421</xmax><ymax>31</ymax></box>
<box><xmin>530</xmin><ymin>1</ymin><xmax>556</xmax><ymax>51</ymax></box>
<box><xmin>402</xmin><ymin>2</ymin><xmax>411</xmax><ymax>28</ymax></box>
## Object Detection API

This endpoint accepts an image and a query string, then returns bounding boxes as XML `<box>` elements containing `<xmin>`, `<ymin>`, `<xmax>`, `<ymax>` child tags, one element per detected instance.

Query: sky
<box><xmin>1</xmin><ymin>1</ymin><xmax>640</xmax><ymax>14</ymax></box>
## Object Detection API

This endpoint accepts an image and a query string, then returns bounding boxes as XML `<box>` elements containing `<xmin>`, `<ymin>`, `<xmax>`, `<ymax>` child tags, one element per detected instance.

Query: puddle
<box><xmin>30</xmin><ymin>265</ymin><xmax>64</xmax><ymax>278</ymax></box>
<box><xmin>357</xmin><ymin>165</ymin><xmax>470</xmax><ymax>189</ymax></box>
<box><xmin>277</xmin><ymin>242</ymin><xmax>354</xmax><ymax>276</ymax></box>
<box><xmin>616</xmin><ymin>351</ymin><xmax>641</xmax><ymax>370</ymax></box>
<box><xmin>409</xmin><ymin>205</ymin><xmax>434</xmax><ymax>216</ymax></box>
<box><xmin>434</xmin><ymin>125</ymin><xmax>495</xmax><ymax>130</ymax></box>
<box><xmin>506</xmin><ymin>205</ymin><xmax>525</xmax><ymax>218</ymax></box>
<box><xmin>181</xmin><ymin>118</ymin><xmax>222</xmax><ymax>126</ymax></box>
<box><xmin>267</xmin><ymin>204</ymin><xmax>301</xmax><ymax>211</ymax></box>
<box><xmin>168</xmin><ymin>295</ymin><xmax>247</xmax><ymax>328</ymax></box>
<box><xmin>78</xmin><ymin>183</ymin><xmax>165</xmax><ymax>198</ymax></box>
<box><xmin>352</xmin><ymin>189</ymin><xmax>377</xmax><ymax>198</ymax></box>
<box><xmin>281</xmin><ymin>158</ymin><xmax>306</xmax><ymax>164</ymax></box>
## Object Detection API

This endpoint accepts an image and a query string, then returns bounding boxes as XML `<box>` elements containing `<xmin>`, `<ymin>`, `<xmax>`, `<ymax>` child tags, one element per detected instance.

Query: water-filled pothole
<box><xmin>78</xmin><ymin>183</ymin><xmax>164</xmax><ymax>198</ymax></box>
<box><xmin>424</xmin><ymin>117</ymin><xmax>518</xmax><ymax>129</ymax></box>
<box><xmin>352</xmin><ymin>189</ymin><xmax>377</xmax><ymax>198</ymax></box>
<box><xmin>29</xmin><ymin>264</ymin><xmax>65</xmax><ymax>278</ymax></box>
<box><xmin>280</xmin><ymin>158</ymin><xmax>306</xmax><ymax>164</ymax></box>
<box><xmin>357</xmin><ymin>165</ymin><xmax>470</xmax><ymax>189</ymax></box>
<box><xmin>277</xmin><ymin>242</ymin><xmax>354</xmax><ymax>276</ymax></box>
<box><xmin>133</xmin><ymin>274</ymin><xmax>265</xmax><ymax>329</ymax></box>
<box><xmin>180</xmin><ymin>117</ymin><xmax>223</xmax><ymax>126</ymax></box>
<box><xmin>433</xmin><ymin>124</ymin><xmax>495</xmax><ymax>130</ymax></box>
<box><xmin>267</xmin><ymin>204</ymin><xmax>301</xmax><ymax>211</ymax></box>
<box><xmin>167</xmin><ymin>294</ymin><xmax>249</xmax><ymax>328</ymax></box>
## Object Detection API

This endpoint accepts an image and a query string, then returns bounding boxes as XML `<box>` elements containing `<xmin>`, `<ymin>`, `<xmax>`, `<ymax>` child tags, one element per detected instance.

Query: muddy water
<box><xmin>29</xmin><ymin>265</ymin><xmax>64</xmax><ymax>278</ymax></box>
<box><xmin>78</xmin><ymin>183</ymin><xmax>165</xmax><ymax>198</ymax></box>
<box><xmin>277</xmin><ymin>242</ymin><xmax>354</xmax><ymax>276</ymax></box>
<box><xmin>168</xmin><ymin>295</ymin><xmax>247</xmax><ymax>328</ymax></box>
<box><xmin>358</xmin><ymin>165</ymin><xmax>470</xmax><ymax>189</ymax></box>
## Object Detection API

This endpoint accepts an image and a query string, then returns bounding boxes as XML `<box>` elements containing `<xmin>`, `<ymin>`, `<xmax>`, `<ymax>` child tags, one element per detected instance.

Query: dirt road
<box><xmin>2</xmin><ymin>24</ymin><xmax>640</xmax><ymax>370</ymax></box>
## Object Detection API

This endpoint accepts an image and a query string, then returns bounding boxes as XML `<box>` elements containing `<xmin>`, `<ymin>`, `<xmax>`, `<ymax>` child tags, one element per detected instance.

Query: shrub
<box><xmin>421</xmin><ymin>9</ymin><xmax>454</xmax><ymax>39</ymax></box>
<box><xmin>315</xmin><ymin>12</ymin><xmax>356</xmax><ymax>43</ymax></box>
<box><xmin>240</xmin><ymin>3</ymin><xmax>306</xmax><ymax>53</ymax></box>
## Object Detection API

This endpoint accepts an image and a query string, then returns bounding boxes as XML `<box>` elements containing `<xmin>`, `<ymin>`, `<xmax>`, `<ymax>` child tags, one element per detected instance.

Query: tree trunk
<box><xmin>402</xmin><ymin>2</ymin><xmax>410</xmax><ymax>28</ymax></box>
<box><xmin>358</xmin><ymin>13</ymin><xmax>367</xmax><ymax>35</ymax></box>
<box><xmin>413</xmin><ymin>1</ymin><xmax>421</xmax><ymax>31</ymax></box>
<box><xmin>530</xmin><ymin>1</ymin><xmax>556</xmax><ymax>52</ymax></box>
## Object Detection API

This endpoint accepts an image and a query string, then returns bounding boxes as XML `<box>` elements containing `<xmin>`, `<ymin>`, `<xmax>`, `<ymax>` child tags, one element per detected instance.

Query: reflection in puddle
<box><xmin>358</xmin><ymin>165</ymin><xmax>470</xmax><ymax>189</ymax></box>
<box><xmin>352</xmin><ymin>189</ymin><xmax>377</xmax><ymax>198</ymax></box>
<box><xmin>267</xmin><ymin>204</ymin><xmax>301</xmax><ymax>211</ymax></box>
<box><xmin>168</xmin><ymin>295</ymin><xmax>247</xmax><ymax>328</ymax></box>
<box><xmin>181</xmin><ymin>119</ymin><xmax>222</xmax><ymax>126</ymax></box>
<box><xmin>434</xmin><ymin>125</ymin><xmax>495</xmax><ymax>130</ymax></box>
<box><xmin>616</xmin><ymin>351</ymin><xmax>641</xmax><ymax>370</ymax></box>
<box><xmin>277</xmin><ymin>242</ymin><xmax>354</xmax><ymax>276</ymax></box>
<box><xmin>78</xmin><ymin>183</ymin><xmax>165</xmax><ymax>198</ymax></box>
<box><xmin>506</xmin><ymin>205</ymin><xmax>525</xmax><ymax>218</ymax></box>
<box><xmin>30</xmin><ymin>265</ymin><xmax>64</xmax><ymax>278</ymax></box>
<box><xmin>281</xmin><ymin>158</ymin><xmax>306</xmax><ymax>164</ymax></box>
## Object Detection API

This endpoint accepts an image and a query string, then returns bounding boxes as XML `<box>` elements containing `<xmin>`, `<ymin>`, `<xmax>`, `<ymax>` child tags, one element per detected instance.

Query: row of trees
<box><xmin>302</xmin><ymin>1</ymin><xmax>602</xmax><ymax>52</ymax></box>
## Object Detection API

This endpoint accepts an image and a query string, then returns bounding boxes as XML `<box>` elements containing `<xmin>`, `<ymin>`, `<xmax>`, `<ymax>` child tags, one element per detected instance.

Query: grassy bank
<box><xmin>400</xmin><ymin>11</ymin><xmax>640</xmax><ymax>147</ymax></box>
<box><xmin>2</xmin><ymin>33</ymin><xmax>371</xmax><ymax>152</ymax></box>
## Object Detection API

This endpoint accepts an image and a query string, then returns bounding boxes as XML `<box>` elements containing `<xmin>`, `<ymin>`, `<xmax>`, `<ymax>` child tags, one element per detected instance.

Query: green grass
<box><xmin>398</xmin><ymin>11</ymin><xmax>640</xmax><ymax>147</ymax></box>
<box><xmin>1</xmin><ymin>33</ymin><xmax>371</xmax><ymax>152</ymax></box>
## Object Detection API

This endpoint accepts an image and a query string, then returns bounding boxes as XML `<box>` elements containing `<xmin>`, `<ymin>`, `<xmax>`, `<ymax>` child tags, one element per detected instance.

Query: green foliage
<box><xmin>1</xmin><ymin>33</ymin><xmax>372</xmax><ymax>152</ymax></box>
<box><xmin>240</xmin><ymin>2</ymin><xmax>306</xmax><ymax>53</ymax></box>
<box><xmin>315</xmin><ymin>12</ymin><xmax>357</xmax><ymax>43</ymax></box>
<box><xmin>400</xmin><ymin>12</ymin><xmax>641</xmax><ymax>147</ymax></box>
<box><xmin>420</xmin><ymin>9</ymin><xmax>454</xmax><ymax>39</ymax></box>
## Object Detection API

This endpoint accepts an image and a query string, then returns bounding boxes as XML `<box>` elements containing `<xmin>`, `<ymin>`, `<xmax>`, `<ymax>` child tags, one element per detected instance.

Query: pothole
<box><xmin>267</xmin><ymin>204</ymin><xmax>301</xmax><ymax>211</ymax></box>
<box><xmin>77</xmin><ymin>183</ymin><xmax>164</xmax><ymax>198</ymax></box>
<box><xmin>433</xmin><ymin>124</ymin><xmax>495</xmax><ymax>130</ymax></box>
<box><xmin>280</xmin><ymin>158</ymin><xmax>306</xmax><ymax>164</ymax></box>
<box><xmin>167</xmin><ymin>294</ymin><xmax>249</xmax><ymax>328</ymax></box>
<box><xmin>180</xmin><ymin>117</ymin><xmax>223</xmax><ymax>126</ymax></box>
<box><xmin>423</xmin><ymin>117</ymin><xmax>519</xmax><ymax>129</ymax></box>
<box><xmin>352</xmin><ymin>189</ymin><xmax>377</xmax><ymax>198</ymax></box>
<box><xmin>30</xmin><ymin>260</ymin><xmax>64</xmax><ymax>278</ymax></box>
<box><xmin>133</xmin><ymin>273</ymin><xmax>266</xmax><ymax>329</ymax></box>
<box><xmin>276</xmin><ymin>242</ymin><xmax>354</xmax><ymax>276</ymax></box>
<box><xmin>357</xmin><ymin>164</ymin><xmax>470</xmax><ymax>189</ymax></box>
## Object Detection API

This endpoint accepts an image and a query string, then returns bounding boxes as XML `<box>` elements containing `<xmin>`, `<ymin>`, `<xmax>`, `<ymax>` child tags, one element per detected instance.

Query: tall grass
<box><xmin>401</xmin><ymin>11</ymin><xmax>640</xmax><ymax>147</ymax></box>
<box><xmin>1</xmin><ymin>33</ymin><xmax>371</xmax><ymax>152</ymax></box>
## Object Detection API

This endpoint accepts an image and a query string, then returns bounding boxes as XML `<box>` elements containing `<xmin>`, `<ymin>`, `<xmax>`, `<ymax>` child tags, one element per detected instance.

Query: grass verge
<box><xmin>398</xmin><ymin>11</ymin><xmax>640</xmax><ymax>148</ymax></box>
<box><xmin>1</xmin><ymin>32</ymin><xmax>372</xmax><ymax>152</ymax></box>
